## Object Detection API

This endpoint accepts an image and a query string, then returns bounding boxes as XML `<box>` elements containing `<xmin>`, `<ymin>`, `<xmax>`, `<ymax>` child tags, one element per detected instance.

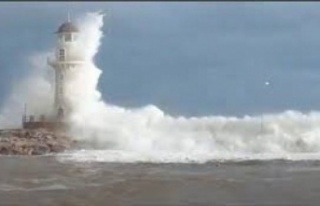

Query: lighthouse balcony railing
<box><xmin>47</xmin><ymin>57</ymin><xmax>84</xmax><ymax>67</ymax></box>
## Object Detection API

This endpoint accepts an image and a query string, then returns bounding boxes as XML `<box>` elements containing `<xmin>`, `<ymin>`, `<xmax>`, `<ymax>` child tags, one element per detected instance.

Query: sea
<box><xmin>1</xmin><ymin>154</ymin><xmax>320</xmax><ymax>206</ymax></box>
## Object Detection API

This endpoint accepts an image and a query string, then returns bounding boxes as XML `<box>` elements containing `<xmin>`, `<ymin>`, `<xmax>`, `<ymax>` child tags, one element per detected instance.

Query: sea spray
<box><xmin>65</xmin><ymin>12</ymin><xmax>320</xmax><ymax>162</ymax></box>
<box><xmin>3</xmin><ymin>12</ymin><xmax>320</xmax><ymax>163</ymax></box>
<box><xmin>0</xmin><ymin>52</ymin><xmax>54</xmax><ymax>128</ymax></box>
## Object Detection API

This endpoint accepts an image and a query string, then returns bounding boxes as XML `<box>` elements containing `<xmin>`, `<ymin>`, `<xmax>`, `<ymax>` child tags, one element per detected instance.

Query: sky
<box><xmin>1</xmin><ymin>2</ymin><xmax>320</xmax><ymax>117</ymax></box>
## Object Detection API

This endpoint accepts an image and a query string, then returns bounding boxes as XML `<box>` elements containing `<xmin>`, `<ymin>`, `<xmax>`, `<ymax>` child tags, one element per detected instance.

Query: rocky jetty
<box><xmin>0</xmin><ymin>129</ymin><xmax>75</xmax><ymax>155</ymax></box>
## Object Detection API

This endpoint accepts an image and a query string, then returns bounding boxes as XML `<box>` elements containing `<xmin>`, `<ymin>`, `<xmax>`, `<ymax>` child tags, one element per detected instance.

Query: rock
<box><xmin>0</xmin><ymin>129</ymin><xmax>75</xmax><ymax>155</ymax></box>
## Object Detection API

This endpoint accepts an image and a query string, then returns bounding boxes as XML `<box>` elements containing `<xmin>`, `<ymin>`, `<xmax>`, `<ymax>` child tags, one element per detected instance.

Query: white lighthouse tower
<box><xmin>48</xmin><ymin>17</ymin><xmax>83</xmax><ymax>120</ymax></box>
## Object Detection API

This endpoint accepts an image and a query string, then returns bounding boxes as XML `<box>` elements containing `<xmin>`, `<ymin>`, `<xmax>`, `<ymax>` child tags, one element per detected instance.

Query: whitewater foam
<box><xmin>3</xmin><ymin>12</ymin><xmax>320</xmax><ymax>163</ymax></box>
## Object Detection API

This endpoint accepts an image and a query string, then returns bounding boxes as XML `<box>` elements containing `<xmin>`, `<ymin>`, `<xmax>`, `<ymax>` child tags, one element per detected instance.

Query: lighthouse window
<box><xmin>73</xmin><ymin>34</ymin><xmax>78</xmax><ymax>41</ymax></box>
<box><xmin>65</xmin><ymin>33</ymin><xmax>72</xmax><ymax>42</ymax></box>
<box><xmin>59</xmin><ymin>49</ymin><xmax>65</xmax><ymax>61</ymax></box>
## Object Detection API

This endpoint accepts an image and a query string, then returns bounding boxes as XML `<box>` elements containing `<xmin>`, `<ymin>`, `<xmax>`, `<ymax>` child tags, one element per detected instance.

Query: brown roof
<box><xmin>56</xmin><ymin>22</ymin><xmax>79</xmax><ymax>33</ymax></box>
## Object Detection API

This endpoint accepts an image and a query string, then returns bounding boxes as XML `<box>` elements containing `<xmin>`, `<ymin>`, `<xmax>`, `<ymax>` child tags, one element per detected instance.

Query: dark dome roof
<box><xmin>56</xmin><ymin>22</ymin><xmax>79</xmax><ymax>33</ymax></box>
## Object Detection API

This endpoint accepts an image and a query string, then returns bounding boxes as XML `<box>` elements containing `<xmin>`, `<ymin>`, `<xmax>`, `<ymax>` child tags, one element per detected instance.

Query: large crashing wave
<box><xmin>3</xmin><ymin>12</ymin><xmax>320</xmax><ymax>163</ymax></box>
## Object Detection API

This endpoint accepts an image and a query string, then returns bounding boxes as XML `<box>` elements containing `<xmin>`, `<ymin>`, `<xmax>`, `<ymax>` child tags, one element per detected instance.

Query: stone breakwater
<box><xmin>0</xmin><ymin>129</ymin><xmax>76</xmax><ymax>155</ymax></box>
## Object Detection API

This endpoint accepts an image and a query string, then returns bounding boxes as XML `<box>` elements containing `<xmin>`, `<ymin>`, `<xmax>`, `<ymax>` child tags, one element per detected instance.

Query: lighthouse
<box><xmin>48</xmin><ymin>18</ymin><xmax>83</xmax><ymax>120</ymax></box>
<box><xmin>22</xmin><ymin>17</ymin><xmax>83</xmax><ymax>131</ymax></box>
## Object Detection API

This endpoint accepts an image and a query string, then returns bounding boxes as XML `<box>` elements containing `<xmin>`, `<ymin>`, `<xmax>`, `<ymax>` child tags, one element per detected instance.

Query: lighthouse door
<box><xmin>57</xmin><ymin>107</ymin><xmax>64</xmax><ymax>119</ymax></box>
